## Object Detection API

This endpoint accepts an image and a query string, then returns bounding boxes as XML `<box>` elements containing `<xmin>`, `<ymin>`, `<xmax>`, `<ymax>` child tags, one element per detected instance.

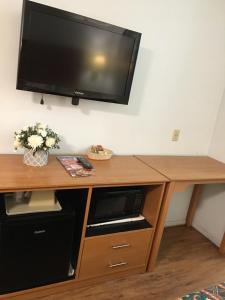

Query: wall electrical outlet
<box><xmin>172</xmin><ymin>129</ymin><xmax>180</xmax><ymax>142</ymax></box>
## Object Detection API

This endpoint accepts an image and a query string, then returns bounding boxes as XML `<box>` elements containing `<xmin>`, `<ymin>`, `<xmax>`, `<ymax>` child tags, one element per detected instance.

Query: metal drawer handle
<box><xmin>108</xmin><ymin>262</ymin><xmax>128</xmax><ymax>268</ymax></box>
<box><xmin>112</xmin><ymin>244</ymin><xmax>130</xmax><ymax>249</ymax></box>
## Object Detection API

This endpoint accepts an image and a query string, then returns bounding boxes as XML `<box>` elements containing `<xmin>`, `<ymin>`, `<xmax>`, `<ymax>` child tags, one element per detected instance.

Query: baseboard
<box><xmin>165</xmin><ymin>219</ymin><xmax>186</xmax><ymax>227</ymax></box>
<box><xmin>192</xmin><ymin>221</ymin><xmax>221</xmax><ymax>247</ymax></box>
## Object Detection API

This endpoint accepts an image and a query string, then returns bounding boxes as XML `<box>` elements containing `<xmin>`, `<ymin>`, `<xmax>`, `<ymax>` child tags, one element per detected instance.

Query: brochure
<box><xmin>57</xmin><ymin>156</ymin><xmax>94</xmax><ymax>177</ymax></box>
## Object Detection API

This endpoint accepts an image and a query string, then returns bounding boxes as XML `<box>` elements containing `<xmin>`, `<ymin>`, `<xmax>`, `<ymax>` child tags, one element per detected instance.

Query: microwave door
<box><xmin>88</xmin><ymin>188</ymin><xmax>144</xmax><ymax>225</ymax></box>
<box><xmin>88</xmin><ymin>190</ymin><xmax>127</xmax><ymax>224</ymax></box>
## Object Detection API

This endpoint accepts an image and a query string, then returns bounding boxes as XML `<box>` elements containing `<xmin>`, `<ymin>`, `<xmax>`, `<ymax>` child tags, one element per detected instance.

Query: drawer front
<box><xmin>79</xmin><ymin>229</ymin><xmax>152</xmax><ymax>279</ymax></box>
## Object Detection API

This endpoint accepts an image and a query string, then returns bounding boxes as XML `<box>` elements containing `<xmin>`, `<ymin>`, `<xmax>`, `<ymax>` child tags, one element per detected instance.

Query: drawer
<box><xmin>79</xmin><ymin>229</ymin><xmax>152</xmax><ymax>279</ymax></box>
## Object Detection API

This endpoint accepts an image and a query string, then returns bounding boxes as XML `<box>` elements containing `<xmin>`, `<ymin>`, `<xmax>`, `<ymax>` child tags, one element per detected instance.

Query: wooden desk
<box><xmin>136</xmin><ymin>155</ymin><xmax>225</xmax><ymax>271</ymax></box>
<box><xmin>0</xmin><ymin>154</ymin><xmax>168</xmax><ymax>192</ymax></box>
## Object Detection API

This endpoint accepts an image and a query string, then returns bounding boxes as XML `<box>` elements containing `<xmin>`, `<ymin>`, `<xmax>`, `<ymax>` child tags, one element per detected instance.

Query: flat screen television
<box><xmin>16</xmin><ymin>0</ymin><xmax>142</xmax><ymax>105</ymax></box>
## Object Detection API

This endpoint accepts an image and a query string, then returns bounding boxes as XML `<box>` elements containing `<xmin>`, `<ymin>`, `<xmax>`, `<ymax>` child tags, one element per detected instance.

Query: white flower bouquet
<box><xmin>14</xmin><ymin>123</ymin><xmax>60</xmax><ymax>153</ymax></box>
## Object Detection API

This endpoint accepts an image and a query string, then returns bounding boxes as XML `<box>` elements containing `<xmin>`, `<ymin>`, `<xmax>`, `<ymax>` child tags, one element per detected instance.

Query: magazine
<box><xmin>57</xmin><ymin>156</ymin><xmax>94</xmax><ymax>177</ymax></box>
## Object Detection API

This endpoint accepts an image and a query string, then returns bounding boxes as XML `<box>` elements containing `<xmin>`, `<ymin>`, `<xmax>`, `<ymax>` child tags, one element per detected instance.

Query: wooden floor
<box><xmin>23</xmin><ymin>226</ymin><xmax>225</xmax><ymax>300</ymax></box>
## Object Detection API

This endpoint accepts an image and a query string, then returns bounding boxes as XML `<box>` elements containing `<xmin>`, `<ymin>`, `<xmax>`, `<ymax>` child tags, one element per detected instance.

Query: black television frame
<box><xmin>16</xmin><ymin>0</ymin><xmax>142</xmax><ymax>105</ymax></box>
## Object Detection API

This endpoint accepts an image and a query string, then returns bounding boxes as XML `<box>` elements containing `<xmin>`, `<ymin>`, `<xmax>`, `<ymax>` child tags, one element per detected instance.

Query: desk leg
<box><xmin>147</xmin><ymin>182</ymin><xmax>175</xmax><ymax>272</ymax></box>
<box><xmin>186</xmin><ymin>184</ymin><xmax>203</xmax><ymax>227</ymax></box>
<box><xmin>219</xmin><ymin>232</ymin><xmax>225</xmax><ymax>254</ymax></box>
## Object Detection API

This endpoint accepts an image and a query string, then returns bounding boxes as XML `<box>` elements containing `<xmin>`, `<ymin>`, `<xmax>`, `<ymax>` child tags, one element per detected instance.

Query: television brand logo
<box><xmin>74</xmin><ymin>91</ymin><xmax>84</xmax><ymax>95</ymax></box>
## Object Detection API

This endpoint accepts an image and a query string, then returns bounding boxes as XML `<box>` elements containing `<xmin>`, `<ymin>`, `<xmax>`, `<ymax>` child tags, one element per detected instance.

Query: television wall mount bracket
<box><xmin>72</xmin><ymin>96</ymin><xmax>80</xmax><ymax>105</ymax></box>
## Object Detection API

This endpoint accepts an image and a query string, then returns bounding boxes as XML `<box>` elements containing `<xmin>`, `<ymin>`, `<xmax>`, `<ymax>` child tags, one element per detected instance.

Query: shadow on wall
<box><xmin>194</xmin><ymin>183</ymin><xmax>225</xmax><ymax>244</ymax></box>
<box><xmin>31</xmin><ymin>47</ymin><xmax>153</xmax><ymax>117</ymax></box>
<box><xmin>201</xmin><ymin>184</ymin><xmax>225</xmax><ymax>201</ymax></box>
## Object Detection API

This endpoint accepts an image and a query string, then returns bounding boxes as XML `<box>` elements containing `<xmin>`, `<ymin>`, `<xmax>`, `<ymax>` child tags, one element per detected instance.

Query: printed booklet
<box><xmin>57</xmin><ymin>156</ymin><xmax>94</xmax><ymax>177</ymax></box>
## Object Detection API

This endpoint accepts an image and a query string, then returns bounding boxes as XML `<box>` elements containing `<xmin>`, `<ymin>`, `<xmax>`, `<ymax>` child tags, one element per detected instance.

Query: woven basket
<box><xmin>23</xmin><ymin>149</ymin><xmax>48</xmax><ymax>167</ymax></box>
<box><xmin>87</xmin><ymin>148</ymin><xmax>112</xmax><ymax>160</ymax></box>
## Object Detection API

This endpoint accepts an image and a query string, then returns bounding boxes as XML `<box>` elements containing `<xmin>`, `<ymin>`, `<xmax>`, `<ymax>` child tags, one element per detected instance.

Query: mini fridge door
<box><xmin>0</xmin><ymin>213</ymin><xmax>75</xmax><ymax>294</ymax></box>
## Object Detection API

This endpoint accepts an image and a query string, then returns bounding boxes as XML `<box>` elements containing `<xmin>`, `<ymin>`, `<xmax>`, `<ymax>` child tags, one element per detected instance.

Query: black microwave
<box><xmin>87</xmin><ymin>186</ymin><xmax>145</xmax><ymax>225</ymax></box>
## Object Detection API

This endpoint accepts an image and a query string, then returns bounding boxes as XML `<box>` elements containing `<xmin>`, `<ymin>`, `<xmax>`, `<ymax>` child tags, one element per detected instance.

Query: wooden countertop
<box><xmin>136</xmin><ymin>155</ymin><xmax>225</xmax><ymax>182</ymax></box>
<box><xmin>0</xmin><ymin>155</ymin><xmax>168</xmax><ymax>192</ymax></box>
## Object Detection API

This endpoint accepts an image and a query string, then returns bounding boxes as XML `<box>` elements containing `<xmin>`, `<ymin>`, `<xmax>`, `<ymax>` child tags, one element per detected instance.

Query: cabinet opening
<box><xmin>85</xmin><ymin>184</ymin><xmax>164</xmax><ymax>237</ymax></box>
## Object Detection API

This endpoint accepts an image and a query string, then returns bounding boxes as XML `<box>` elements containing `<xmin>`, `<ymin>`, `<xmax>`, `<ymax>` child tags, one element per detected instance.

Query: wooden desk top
<box><xmin>136</xmin><ymin>155</ymin><xmax>225</xmax><ymax>182</ymax></box>
<box><xmin>0</xmin><ymin>155</ymin><xmax>167</xmax><ymax>192</ymax></box>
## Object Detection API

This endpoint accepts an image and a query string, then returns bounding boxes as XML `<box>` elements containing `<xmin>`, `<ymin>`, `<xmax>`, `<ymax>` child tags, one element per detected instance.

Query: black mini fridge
<box><xmin>0</xmin><ymin>211</ymin><xmax>76</xmax><ymax>294</ymax></box>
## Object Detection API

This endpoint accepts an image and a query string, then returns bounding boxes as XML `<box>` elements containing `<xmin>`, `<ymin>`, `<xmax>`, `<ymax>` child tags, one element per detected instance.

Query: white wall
<box><xmin>1</xmin><ymin>0</ymin><xmax>225</xmax><ymax>225</ymax></box>
<box><xmin>166</xmin><ymin>185</ymin><xmax>194</xmax><ymax>227</ymax></box>
<box><xmin>193</xmin><ymin>90</ymin><xmax>225</xmax><ymax>247</ymax></box>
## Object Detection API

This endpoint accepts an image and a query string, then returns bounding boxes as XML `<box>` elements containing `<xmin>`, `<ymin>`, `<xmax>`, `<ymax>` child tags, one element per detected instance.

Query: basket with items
<box><xmin>87</xmin><ymin>145</ymin><xmax>113</xmax><ymax>160</ymax></box>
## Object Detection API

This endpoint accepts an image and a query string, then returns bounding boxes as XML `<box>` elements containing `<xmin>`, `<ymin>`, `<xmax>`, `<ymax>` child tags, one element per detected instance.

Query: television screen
<box><xmin>17</xmin><ymin>0</ymin><xmax>141</xmax><ymax>105</ymax></box>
